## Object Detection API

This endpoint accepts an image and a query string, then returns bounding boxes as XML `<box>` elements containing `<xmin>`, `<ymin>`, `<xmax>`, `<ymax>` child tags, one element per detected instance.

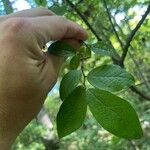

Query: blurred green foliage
<box><xmin>0</xmin><ymin>0</ymin><xmax>150</xmax><ymax>149</ymax></box>
<box><xmin>12</xmin><ymin>120</ymin><xmax>46</xmax><ymax>150</ymax></box>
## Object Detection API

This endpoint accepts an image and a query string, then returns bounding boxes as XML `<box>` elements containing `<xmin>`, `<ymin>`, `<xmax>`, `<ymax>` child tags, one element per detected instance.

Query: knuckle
<box><xmin>0</xmin><ymin>17</ymin><xmax>30</xmax><ymax>44</ymax></box>
<box><xmin>3</xmin><ymin>17</ymin><xmax>29</xmax><ymax>34</ymax></box>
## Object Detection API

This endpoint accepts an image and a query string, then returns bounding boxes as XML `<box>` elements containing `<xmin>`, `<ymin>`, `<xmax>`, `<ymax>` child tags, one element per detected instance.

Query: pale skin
<box><xmin>0</xmin><ymin>8</ymin><xmax>88</xmax><ymax>149</ymax></box>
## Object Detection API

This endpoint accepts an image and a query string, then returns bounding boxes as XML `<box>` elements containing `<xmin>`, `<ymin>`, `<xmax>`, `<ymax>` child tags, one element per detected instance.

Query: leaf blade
<box><xmin>91</xmin><ymin>41</ymin><xmax>118</xmax><ymax>59</ymax></box>
<box><xmin>87</xmin><ymin>64</ymin><xmax>135</xmax><ymax>92</ymax></box>
<box><xmin>70</xmin><ymin>55</ymin><xmax>80</xmax><ymax>70</ymax></box>
<box><xmin>59</xmin><ymin>70</ymin><xmax>82</xmax><ymax>101</ymax></box>
<box><xmin>57</xmin><ymin>86</ymin><xmax>87</xmax><ymax>138</ymax></box>
<box><xmin>48</xmin><ymin>41</ymin><xmax>76</xmax><ymax>58</ymax></box>
<box><xmin>86</xmin><ymin>88</ymin><xmax>143</xmax><ymax>139</ymax></box>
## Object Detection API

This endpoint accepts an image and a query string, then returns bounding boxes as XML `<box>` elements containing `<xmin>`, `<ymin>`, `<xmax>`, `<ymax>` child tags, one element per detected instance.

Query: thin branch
<box><xmin>66</xmin><ymin>0</ymin><xmax>150</xmax><ymax>101</ymax></box>
<box><xmin>128</xmin><ymin>140</ymin><xmax>139</xmax><ymax>150</ymax></box>
<box><xmin>112</xmin><ymin>15</ymin><xmax>126</xmax><ymax>39</ymax></box>
<box><xmin>113</xmin><ymin>15</ymin><xmax>150</xmax><ymax>91</ymax></box>
<box><xmin>102</xmin><ymin>0</ymin><xmax>124</xmax><ymax>49</ymax></box>
<box><xmin>102</xmin><ymin>1</ymin><xmax>150</xmax><ymax>101</ymax></box>
<box><xmin>65</xmin><ymin>0</ymin><xmax>102</xmax><ymax>41</ymax></box>
<box><xmin>129</xmin><ymin>51</ymin><xmax>150</xmax><ymax>91</ymax></box>
<box><xmin>130</xmin><ymin>86</ymin><xmax>150</xmax><ymax>101</ymax></box>
<box><xmin>66</xmin><ymin>0</ymin><xmax>120</xmax><ymax>62</ymax></box>
<box><xmin>121</xmin><ymin>4</ymin><xmax>150</xmax><ymax>64</ymax></box>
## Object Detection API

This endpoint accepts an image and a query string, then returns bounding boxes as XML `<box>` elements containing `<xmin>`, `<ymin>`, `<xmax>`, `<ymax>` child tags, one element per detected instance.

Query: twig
<box><xmin>66</xmin><ymin>1</ymin><xmax>150</xmax><ymax>101</ymax></box>
<box><xmin>65</xmin><ymin>0</ymin><xmax>102</xmax><ymax>41</ymax></box>
<box><xmin>66</xmin><ymin>0</ymin><xmax>120</xmax><ymax>62</ymax></box>
<box><xmin>102</xmin><ymin>0</ymin><xmax>124</xmax><ymax>49</ymax></box>
<box><xmin>128</xmin><ymin>140</ymin><xmax>139</xmax><ymax>150</ymax></box>
<box><xmin>82</xmin><ymin>41</ymin><xmax>90</xmax><ymax>50</ymax></box>
<box><xmin>129</xmin><ymin>51</ymin><xmax>150</xmax><ymax>91</ymax></box>
<box><xmin>117</xmin><ymin>80</ymin><xmax>150</xmax><ymax>95</ymax></box>
<box><xmin>110</xmin><ymin>4</ymin><xmax>150</xmax><ymax>67</ymax></box>
<box><xmin>113</xmin><ymin>16</ymin><xmax>150</xmax><ymax>90</ymax></box>
<box><xmin>112</xmin><ymin>15</ymin><xmax>126</xmax><ymax>39</ymax></box>
<box><xmin>130</xmin><ymin>86</ymin><xmax>150</xmax><ymax>101</ymax></box>
<box><xmin>104</xmin><ymin>4</ymin><xmax>150</xmax><ymax>101</ymax></box>
<box><xmin>121</xmin><ymin>4</ymin><xmax>150</xmax><ymax>65</ymax></box>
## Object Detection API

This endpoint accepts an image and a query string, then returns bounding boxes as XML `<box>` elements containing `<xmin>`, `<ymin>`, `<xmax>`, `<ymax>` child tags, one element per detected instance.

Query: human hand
<box><xmin>0</xmin><ymin>8</ymin><xmax>88</xmax><ymax>149</ymax></box>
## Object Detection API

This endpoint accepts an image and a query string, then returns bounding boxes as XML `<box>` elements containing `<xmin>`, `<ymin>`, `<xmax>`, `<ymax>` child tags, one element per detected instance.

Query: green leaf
<box><xmin>34</xmin><ymin>0</ymin><xmax>47</xmax><ymax>6</ymax></box>
<box><xmin>85</xmin><ymin>47</ymin><xmax>92</xmax><ymax>58</ymax></box>
<box><xmin>48</xmin><ymin>41</ymin><xmax>76</xmax><ymax>58</ymax></box>
<box><xmin>70</xmin><ymin>55</ymin><xmax>80</xmax><ymax>70</ymax></box>
<box><xmin>49</xmin><ymin>5</ymin><xmax>67</xmax><ymax>15</ymax></box>
<box><xmin>57</xmin><ymin>86</ymin><xmax>87</xmax><ymax>138</ymax></box>
<box><xmin>87</xmin><ymin>64</ymin><xmax>135</xmax><ymax>92</ymax></box>
<box><xmin>86</xmin><ymin>88</ymin><xmax>143</xmax><ymax>139</ymax></box>
<box><xmin>78</xmin><ymin>46</ymin><xmax>91</xmax><ymax>59</ymax></box>
<box><xmin>59</xmin><ymin>70</ymin><xmax>82</xmax><ymax>101</ymax></box>
<box><xmin>91</xmin><ymin>41</ymin><xmax>118</xmax><ymax>58</ymax></box>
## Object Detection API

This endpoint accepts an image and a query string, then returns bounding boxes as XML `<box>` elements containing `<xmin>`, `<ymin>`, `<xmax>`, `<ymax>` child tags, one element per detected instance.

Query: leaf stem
<box><xmin>81</xmin><ymin>58</ymin><xmax>86</xmax><ymax>88</ymax></box>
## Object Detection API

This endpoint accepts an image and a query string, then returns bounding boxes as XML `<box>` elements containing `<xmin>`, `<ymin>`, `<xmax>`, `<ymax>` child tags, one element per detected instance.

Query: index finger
<box><xmin>29</xmin><ymin>16</ymin><xmax>88</xmax><ymax>46</ymax></box>
<box><xmin>8</xmin><ymin>7</ymin><xmax>55</xmax><ymax>17</ymax></box>
<box><xmin>0</xmin><ymin>7</ymin><xmax>55</xmax><ymax>22</ymax></box>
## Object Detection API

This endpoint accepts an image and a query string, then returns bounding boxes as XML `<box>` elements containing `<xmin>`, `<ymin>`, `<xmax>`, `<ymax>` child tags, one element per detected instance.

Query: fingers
<box><xmin>0</xmin><ymin>7</ymin><xmax>55</xmax><ymax>22</ymax></box>
<box><xmin>42</xmin><ymin>39</ymin><xmax>81</xmax><ymax>91</ymax></box>
<box><xmin>46</xmin><ymin>39</ymin><xmax>81</xmax><ymax>75</ymax></box>
<box><xmin>40</xmin><ymin>53</ymin><xmax>64</xmax><ymax>92</ymax></box>
<box><xmin>8</xmin><ymin>7</ymin><xmax>55</xmax><ymax>17</ymax></box>
<box><xmin>28</xmin><ymin>16</ymin><xmax>88</xmax><ymax>47</ymax></box>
